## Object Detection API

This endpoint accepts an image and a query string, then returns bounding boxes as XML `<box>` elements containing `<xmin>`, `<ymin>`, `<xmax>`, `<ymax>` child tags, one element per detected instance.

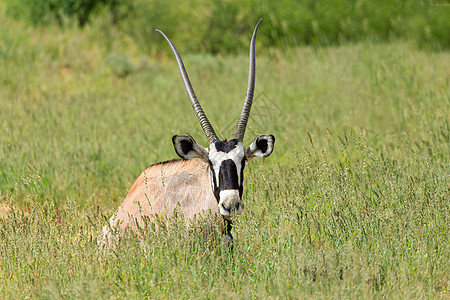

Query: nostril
<box><xmin>235</xmin><ymin>203</ymin><xmax>240</xmax><ymax>210</ymax></box>
<box><xmin>222</xmin><ymin>204</ymin><xmax>231</xmax><ymax>213</ymax></box>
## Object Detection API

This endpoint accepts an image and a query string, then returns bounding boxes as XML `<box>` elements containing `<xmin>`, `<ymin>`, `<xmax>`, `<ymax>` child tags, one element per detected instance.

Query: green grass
<box><xmin>0</xmin><ymin>7</ymin><xmax>449</xmax><ymax>298</ymax></box>
<box><xmin>4</xmin><ymin>0</ymin><xmax>450</xmax><ymax>52</ymax></box>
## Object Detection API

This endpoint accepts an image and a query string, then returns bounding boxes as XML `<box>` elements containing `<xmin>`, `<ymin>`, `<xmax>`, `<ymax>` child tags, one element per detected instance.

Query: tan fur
<box><xmin>99</xmin><ymin>158</ymin><xmax>220</xmax><ymax>246</ymax></box>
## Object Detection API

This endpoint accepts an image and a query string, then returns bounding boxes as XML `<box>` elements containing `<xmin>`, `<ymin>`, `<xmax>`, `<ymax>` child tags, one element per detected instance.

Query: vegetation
<box><xmin>3</xmin><ymin>0</ymin><xmax>450</xmax><ymax>53</ymax></box>
<box><xmin>0</xmin><ymin>2</ymin><xmax>449</xmax><ymax>298</ymax></box>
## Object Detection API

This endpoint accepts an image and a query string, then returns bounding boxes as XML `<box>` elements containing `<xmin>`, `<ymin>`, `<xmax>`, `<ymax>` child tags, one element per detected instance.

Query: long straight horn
<box><xmin>156</xmin><ymin>30</ymin><xmax>219</xmax><ymax>144</ymax></box>
<box><xmin>233</xmin><ymin>19</ymin><xmax>262</xmax><ymax>141</ymax></box>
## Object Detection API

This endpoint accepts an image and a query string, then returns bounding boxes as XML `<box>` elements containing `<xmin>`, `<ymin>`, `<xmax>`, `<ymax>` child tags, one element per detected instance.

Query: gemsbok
<box><xmin>99</xmin><ymin>20</ymin><xmax>275</xmax><ymax>247</ymax></box>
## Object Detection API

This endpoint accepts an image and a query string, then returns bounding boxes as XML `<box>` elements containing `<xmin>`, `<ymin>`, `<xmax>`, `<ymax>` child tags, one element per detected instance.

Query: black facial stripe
<box><xmin>239</xmin><ymin>158</ymin><xmax>246</xmax><ymax>198</ymax></box>
<box><xmin>214</xmin><ymin>139</ymin><xmax>239</xmax><ymax>153</ymax></box>
<box><xmin>218</xmin><ymin>159</ymin><xmax>239</xmax><ymax>191</ymax></box>
<box><xmin>208</xmin><ymin>162</ymin><xmax>220</xmax><ymax>202</ymax></box>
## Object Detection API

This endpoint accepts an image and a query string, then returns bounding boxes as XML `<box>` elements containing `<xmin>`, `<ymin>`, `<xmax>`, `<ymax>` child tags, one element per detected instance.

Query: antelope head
<box><xmin>157</xmin><ymin>20</ymin><xmax>275</xmax><ymax>221</ymax></box>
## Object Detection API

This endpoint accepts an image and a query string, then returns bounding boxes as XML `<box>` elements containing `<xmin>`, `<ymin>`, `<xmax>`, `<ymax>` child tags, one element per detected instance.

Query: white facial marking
<box><xmin>208</xmin><ymin>142</ymin><xmax>245</xmax><ymax>185</ymax></box>
<box><xmin>218</xmin><ymin>189</ymin><xmax>244</xmax><ymax>216</ymax></box>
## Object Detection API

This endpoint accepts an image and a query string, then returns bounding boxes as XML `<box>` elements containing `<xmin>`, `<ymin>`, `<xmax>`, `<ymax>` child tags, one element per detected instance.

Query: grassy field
<box><xmin>0</xmin><ymin>7</ymin><xmax>449</xmax><ymax>299</ymax></box>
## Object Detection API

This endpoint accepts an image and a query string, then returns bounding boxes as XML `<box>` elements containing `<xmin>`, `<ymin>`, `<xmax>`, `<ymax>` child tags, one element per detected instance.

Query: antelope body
<box><xmin>99</xmin><ymin>20</ymin><xmax>275</xmax><ymax>246</ymax></box>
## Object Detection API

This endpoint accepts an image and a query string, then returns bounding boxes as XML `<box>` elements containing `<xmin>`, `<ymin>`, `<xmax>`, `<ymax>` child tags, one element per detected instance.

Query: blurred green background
<box><xmin>3</xmin><ymin>0</ymin><xmax>450</xmax><ymax>53</ymax></box>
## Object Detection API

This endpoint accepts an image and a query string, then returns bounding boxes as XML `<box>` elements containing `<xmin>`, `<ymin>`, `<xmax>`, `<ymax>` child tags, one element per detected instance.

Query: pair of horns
<box><xmin>156</xmin><ymin>19</ymin><xmax>262</xmax><ymax>143</ymax></box>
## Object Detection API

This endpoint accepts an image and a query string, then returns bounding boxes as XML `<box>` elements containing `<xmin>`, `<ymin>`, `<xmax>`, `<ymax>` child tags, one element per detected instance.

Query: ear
<box><xmin>172</xmin><ymin>135</ymin><xmax>209</xmax><ymax>160</ymax></box>
<box><xmin>245</xmin><ymin>134</ymin><xmax>275</xmax><ymax>160</ymax></box>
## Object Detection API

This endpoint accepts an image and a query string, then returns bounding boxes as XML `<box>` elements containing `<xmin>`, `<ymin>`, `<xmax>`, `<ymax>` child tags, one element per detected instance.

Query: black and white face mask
<box><xmin>173</xmin><ymin>134</ymin><xmax>275</xmax><ymax>218</ymax></box>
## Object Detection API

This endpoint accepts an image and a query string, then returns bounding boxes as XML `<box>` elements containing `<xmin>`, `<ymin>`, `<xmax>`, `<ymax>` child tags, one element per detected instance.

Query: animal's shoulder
<box><xmin>142</xmin><ymin>158</ymin><xmax>208</xmax><ymax>180</ymax></box>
